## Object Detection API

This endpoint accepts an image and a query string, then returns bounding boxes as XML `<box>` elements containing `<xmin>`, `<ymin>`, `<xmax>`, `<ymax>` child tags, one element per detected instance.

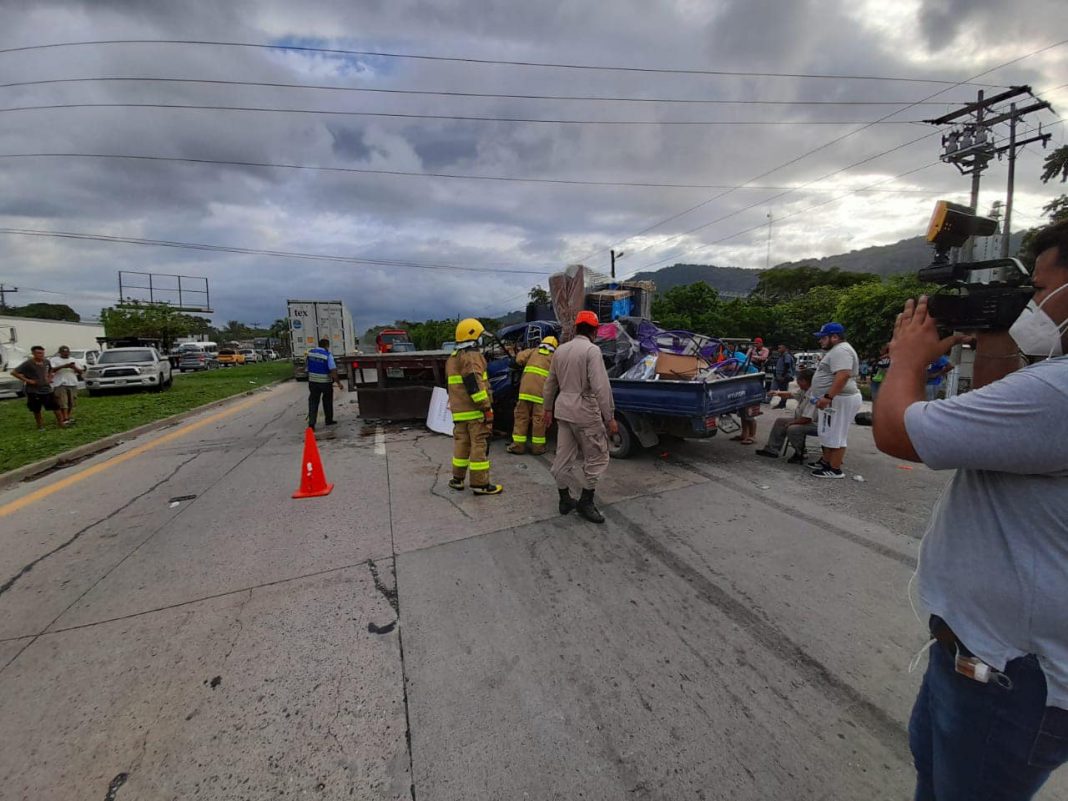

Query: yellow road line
<box><xmin>0</xmin><ymin>392</ymin><xmax>274</xmax><ymax>518</ymax></box>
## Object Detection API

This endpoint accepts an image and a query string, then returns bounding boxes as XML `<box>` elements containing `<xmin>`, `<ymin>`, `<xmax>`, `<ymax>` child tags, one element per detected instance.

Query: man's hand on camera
<box><xmin>889</xmin><ymin>295</ymin><xmax>965</xmax><ymax>372</ymax></box>
<box><xmin>875</xmin><ymin>295</ymin><xmax>965</xmax><ymax>462</ymax></box>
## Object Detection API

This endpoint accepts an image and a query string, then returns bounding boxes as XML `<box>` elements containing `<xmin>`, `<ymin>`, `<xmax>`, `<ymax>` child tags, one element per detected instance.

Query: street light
<box><xmin>610</xmin><ymin>249</ymin><xmax>625</xmax><ymax>280</ymax></box>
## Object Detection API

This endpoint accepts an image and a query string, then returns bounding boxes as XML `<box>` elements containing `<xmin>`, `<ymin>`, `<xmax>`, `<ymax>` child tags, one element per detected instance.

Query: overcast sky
<box><xmin>1</xmin><ymin>0</ymin><xmax>1065</xmax><ymax>330</ymax></box>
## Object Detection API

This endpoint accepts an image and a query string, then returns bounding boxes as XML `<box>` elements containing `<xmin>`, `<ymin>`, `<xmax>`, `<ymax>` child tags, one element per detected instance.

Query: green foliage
<box><xmin>650</xmin><ymin>271</ymin><xmax>933</xmax><ymax>356</ymax></box>
<box><xmin>651</xmin><ymin>283</ymin><xmax>721</xmax><ymax>332</ymax></box>
<box><xmin>835</xmin><ymin>274</ymin><xmax>936</xmax><ymax>358</ymax></box>
<box><xmin>2</xmin><ymin>303</ymin><xmax>81</xmax><ymax>322</ymax></box>
<box><xmin>406</xmin><ymin>319</ymin><xmax>459</xmax><ymax>350</ymax></box>
<box><xmin>100</xmin><ymin>302</ymin><xmax>211</xmax><ymax>348</ymax></box>
<box><xmin>528</xmin><ymin>286</ymin><xmax>551</xmax><ymax>305</ymax></box>
<box><xmin>0</xmin><ymin>361</ymin><xmax>292</xmax><ymax>472</ymax></box>
<box><xmin>1040</xmin><ymin>145</ymin><xmax>1068</xmax><ymax>184</ymax></box>
<box><xmin>752</xmin><ymin>265</ymin><xmax>879</xmax><ymax>302</ymax></box>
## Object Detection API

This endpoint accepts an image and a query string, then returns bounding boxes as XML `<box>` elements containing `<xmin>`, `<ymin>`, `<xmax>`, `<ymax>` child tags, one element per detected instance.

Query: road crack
<box><xmin>0</xmin><ymin>453</ymin><xmax>200</xmax><ymax>600</ymax></box>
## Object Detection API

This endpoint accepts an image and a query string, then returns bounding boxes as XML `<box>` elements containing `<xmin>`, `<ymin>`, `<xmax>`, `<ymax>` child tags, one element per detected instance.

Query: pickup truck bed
<box><xmin>609</xmin><ymin>372</ymin><xmax>767</xmax><ymax>457</ymax></box>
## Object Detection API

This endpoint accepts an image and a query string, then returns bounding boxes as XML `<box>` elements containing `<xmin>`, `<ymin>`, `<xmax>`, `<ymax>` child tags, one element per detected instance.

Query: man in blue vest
<box><xmin>306</xmin><ymin>338</ymin><xmax>343</xmax><ymax>429</ymax></box>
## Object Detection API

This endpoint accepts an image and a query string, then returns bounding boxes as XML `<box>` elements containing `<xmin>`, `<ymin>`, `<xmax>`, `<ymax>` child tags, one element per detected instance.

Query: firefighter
<box><xmin>507</xmin><ymin>335</ymin><xmax>558</xmax><ymax>455</ymax></box>
<box><xmin>446</xmin><ymin>318</ymin><xmax>503</xmax><ymax>496</ymax></box>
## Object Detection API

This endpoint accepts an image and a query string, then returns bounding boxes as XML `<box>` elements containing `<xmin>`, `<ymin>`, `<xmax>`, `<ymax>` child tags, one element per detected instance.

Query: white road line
<box><xmin>374</xmin><ymin>426</ymin><xmax>386</xmax><ymax>456</ymax></box>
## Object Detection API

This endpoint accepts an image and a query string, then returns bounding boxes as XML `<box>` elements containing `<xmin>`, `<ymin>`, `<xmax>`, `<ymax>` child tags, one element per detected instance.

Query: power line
<box><xmin>0</xmin><ymin>228</ymin><xmax>553</xmax><ymax>276</ymax></box>
<box><xmin>0</xmin><ymin>152</ymin><xmax>941</xmax><ymax>193</ymax></box>
<box><xmin>571</xmin><ymin>38</ymin><xmax>1068</xmax><ymax>268</ymax></box>
<box><xmin>0</xmin><ymin>101</ymin><xmax>930</xmax><ymax>126</ymax></box>
<box><xmin>623</xmin><ymin>118</ymin><xmax>1065</xmax><ymax>278</ymax></box>
<box><xmin>623</xmin><ymin>161</ymin><xmax>939</xmax><ymax>284</ymax></box>
<box><xmin>0</xmin><ymin>39</ymin><xmax>1012</xmax><ymax>87</ymax></box>
<box><xmin>0</xmin><ymin>76</ymin><xmax>983</xmax><ymax>107</ymax></box>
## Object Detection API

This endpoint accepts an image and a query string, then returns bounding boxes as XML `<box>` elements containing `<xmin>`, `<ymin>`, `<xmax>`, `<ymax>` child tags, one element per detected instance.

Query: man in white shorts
<box><xmin>809</xmin><ymin>322</ymin><xmax>863</xmax><ymax>478</ymax></box>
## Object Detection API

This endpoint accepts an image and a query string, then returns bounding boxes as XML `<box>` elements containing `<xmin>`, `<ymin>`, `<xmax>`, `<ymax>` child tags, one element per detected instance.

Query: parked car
<box><xmin>179</xmin><ymin>349</ymin><xmax>212</xmax><ymax>372</ymax></box>
<box><xmin>239</xmin><ymin>348</ymin><xmax>260</xmax><ymax>363</ymax></box>
<box><xmin>439</xmin><ymin>341</ymin><xmax>456</xmax><ymax>352</ymax></box>
<box><xmin>215</xmin><ymin>348</ymin><xmax>246</xmax><ymax>366</ymax></box>
<box><xmin>264</xmin><ymin>349</ymin><xmax>279</xmax><ymax>360</ymax></box>
<box><xmin>84</xmin><ymin>347</ymin><xmax>173</xmax><ymax>394</ymax></box>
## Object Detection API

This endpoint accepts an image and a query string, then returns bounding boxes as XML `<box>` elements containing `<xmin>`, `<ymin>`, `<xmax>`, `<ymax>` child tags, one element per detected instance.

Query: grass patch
<box><xmin>0</xmin><ymin>362</ymin><xmax>292</xmax><ymax>473</ymax></box>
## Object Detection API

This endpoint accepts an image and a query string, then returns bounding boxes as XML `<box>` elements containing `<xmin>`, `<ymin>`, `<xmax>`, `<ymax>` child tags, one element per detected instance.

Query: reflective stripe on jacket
<box><xmin>446</xmin><ymin>348</ymin><xmax>492</xmax><ymax>422</ymax></box>
<box><xmin>515</xmin><ymin>346</ymin><xmax>554</xmax><ymax>405</ymax></box>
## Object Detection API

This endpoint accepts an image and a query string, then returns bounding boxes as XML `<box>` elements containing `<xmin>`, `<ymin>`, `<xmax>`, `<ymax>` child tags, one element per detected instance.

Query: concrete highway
<box><xmin>0</xmin><ymin>381</ymin><xmax>1063</xmax><ymax>800</ymax></box>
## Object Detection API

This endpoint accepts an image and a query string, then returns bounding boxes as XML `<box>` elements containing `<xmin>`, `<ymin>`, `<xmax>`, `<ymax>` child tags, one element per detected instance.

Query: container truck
<box><xmin>286</xmin><ymin>300</ymin><xmax>357</xmax><ymax>380</ymax></box>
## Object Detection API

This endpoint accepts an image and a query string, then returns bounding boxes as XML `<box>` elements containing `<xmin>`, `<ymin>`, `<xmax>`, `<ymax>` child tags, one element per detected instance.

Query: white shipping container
<box><xmin>286</xmin><ymin>300</ymin><xmax>357</xmax><ymax>378</ymax></box>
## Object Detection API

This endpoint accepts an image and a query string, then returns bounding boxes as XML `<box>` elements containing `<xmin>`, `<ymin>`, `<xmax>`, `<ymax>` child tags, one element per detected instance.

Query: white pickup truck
<box><xmin>84</xmin><ymin>347</ymin><xmax>173</xmax><ymax>395</ymax></box>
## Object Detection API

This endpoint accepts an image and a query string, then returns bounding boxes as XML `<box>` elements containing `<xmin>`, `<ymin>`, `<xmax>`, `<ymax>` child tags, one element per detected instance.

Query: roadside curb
<box><xmin>0</xmin><ymin>377</ymin><xmax>293</xmax><ymax>491</ymax></box>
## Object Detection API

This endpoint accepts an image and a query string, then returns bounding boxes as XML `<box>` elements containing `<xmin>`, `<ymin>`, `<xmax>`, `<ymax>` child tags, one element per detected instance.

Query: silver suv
<box><xmin>85</xmin><ymin>347</ymin><xmax>174</xmax><ymax>395</ymax></box>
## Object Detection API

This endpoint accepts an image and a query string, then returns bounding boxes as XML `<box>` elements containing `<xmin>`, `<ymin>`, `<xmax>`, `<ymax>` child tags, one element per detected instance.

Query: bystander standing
<box><xmin>49</xmin><ymin>345</ymin><xmax>85</xmax><ymax>426</ymax></box>
<box><xmin>770</xmin><ymin>344</ymin><xmax>795</xmax><ymax>409</ymax></box>
<box><xmin>12</xmin><ymin>345</ymin><xmax>62</xmax><ymax>430</ymax></box>
<box><xmin>870</xmin><ymin>346</ymin><xmax>891</xmax><ymax>405</ymax></box>
<box><xmin>809</xmin><ymin>322</ymin><xmax>862</xmax><ymax>478</ymax></box>
<box><xmin>924</xmin><ymin>354</ymin><xmax>953</xmax><ymax>401</ymax></box>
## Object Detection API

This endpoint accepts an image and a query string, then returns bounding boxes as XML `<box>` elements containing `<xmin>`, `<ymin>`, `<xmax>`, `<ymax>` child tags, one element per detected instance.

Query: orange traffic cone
<box><xmin>292</xmin><ymin>427</ymin><xmax>334</xmax><ymax>499</ymax></box>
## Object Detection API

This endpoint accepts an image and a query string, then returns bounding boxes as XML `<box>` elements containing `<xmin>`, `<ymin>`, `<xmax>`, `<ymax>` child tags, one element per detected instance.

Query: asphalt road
<box><xmin>0</xmin><ymin>383</ymin><xmax>1063</xmax><ymax>800</ymax></box>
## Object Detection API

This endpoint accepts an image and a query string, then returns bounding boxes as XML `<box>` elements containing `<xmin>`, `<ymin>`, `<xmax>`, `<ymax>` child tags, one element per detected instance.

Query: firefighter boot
<box><xmin>577</xmin><ymin>488</ymin><xmax>605</xmax><ymax>524</ymax></box>
<box><xmin>558</xmin><ymin>488</ymin><xmax>577</xmax><ymax>516</ymax></box>
<box><xmin>473</xmin><ymin>483</ymin><xmax>504</xmax><ymax>496</ymax></box>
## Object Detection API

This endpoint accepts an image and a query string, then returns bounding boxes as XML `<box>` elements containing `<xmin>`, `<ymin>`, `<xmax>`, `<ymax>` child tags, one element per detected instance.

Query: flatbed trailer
<box><xmin>340</xmin><ymin>350</ymin><xmax>450</xmax><ymax>421</ymax></box>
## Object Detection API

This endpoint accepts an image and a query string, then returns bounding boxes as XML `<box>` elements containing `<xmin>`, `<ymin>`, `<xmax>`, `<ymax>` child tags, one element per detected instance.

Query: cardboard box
<box><xmin>654</xmin><ymin>352</ymin><xmax>703</xmax><ymax>380</ymax></box>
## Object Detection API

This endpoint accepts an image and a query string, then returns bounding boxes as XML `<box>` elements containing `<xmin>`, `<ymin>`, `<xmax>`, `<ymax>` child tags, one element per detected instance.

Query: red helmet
<box><xmin>576</xmin><ymin>310</ymin><xmax>600</xmax><ymax>327</ymax></box>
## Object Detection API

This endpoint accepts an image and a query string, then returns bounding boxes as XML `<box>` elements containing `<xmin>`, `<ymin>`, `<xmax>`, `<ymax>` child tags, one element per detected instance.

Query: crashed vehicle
<box><xmin>485</xmin><ymin>318</ymin><xmax>766</xmax><ymax>458</ymax></box>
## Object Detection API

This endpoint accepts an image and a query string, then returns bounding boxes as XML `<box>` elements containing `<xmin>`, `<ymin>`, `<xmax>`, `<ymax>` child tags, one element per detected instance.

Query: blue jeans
<box><xmin>910</xmin><ymin>643</ymin><xmax>1068</xmax><ymax>800</ymax></box>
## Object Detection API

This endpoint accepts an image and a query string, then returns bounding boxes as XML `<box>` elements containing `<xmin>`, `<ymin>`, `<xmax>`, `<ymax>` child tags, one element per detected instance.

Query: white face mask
<box><xmin>1008</xmin><ymin>282</ymin><xmax>1068</xmax><ymax>357</ymax></box>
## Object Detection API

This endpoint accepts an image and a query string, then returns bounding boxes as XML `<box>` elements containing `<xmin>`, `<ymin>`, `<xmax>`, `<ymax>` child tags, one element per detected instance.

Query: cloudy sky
<box><xmin>0</xmin><ymin>0</ymin><xmax>1065</xmax><ymax>330</ymax></box>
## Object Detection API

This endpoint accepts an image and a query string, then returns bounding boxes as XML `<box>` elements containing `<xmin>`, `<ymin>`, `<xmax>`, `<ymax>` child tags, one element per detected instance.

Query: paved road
<box><xmin>0</xmin><ymin>383</ymin><xmax>1063</xmax><ymax>800</ymax></box>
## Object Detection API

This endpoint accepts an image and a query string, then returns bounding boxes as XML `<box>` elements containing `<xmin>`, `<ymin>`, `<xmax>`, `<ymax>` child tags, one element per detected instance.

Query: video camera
<box><xmin>919</xmin><ymin>201</ymin><xmax>1034</xmax><ymax>330</ymax></box>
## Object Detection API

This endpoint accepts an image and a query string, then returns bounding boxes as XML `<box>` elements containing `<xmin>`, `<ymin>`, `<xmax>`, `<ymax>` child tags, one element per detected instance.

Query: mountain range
<box><xmin>626</xmin><ymin>231</ymin><xmax>1026</xmax><ymax>296</ymax></box>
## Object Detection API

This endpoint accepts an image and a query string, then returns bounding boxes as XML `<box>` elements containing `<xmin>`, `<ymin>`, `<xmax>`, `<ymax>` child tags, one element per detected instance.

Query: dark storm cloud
<box><xmin>0</xmin><ymin>0</ymin><xmax>1063</xmax><ymax>328</ymax></box>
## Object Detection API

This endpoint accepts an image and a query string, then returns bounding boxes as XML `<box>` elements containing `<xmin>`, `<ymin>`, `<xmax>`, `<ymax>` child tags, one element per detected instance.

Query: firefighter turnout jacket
<box><xmin>446</xmin><ymin>346</ymin><xmax>492</xmax><ymax>422</ymax></box>
<box><xmin>514</xmin><ymin>345</ymin><xmax>554</xmax><ymax>405</ymax></box>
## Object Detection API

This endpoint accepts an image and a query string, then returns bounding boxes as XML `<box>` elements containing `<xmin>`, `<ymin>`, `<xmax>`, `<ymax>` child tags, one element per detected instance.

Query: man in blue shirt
<box><xmin>306</xmin><ymin>338</ymin><xmax>343</xmax><ymax>429</ymax></box>
<box><xmin>925</xmin><ymin>354</ymin><xmax>953</xmax><ymax>401</ymax></box>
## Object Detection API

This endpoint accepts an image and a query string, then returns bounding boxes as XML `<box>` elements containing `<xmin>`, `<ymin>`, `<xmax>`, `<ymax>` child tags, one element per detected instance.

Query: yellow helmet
<box><xmin>455</xmin><ymin>318</ymin><xmax>485</xmax><ymax>343</ymax></box>
<box><xmin>541</xmin><ymin>336</ymin><xmax>559</xmax><ymax>350</ymax></box>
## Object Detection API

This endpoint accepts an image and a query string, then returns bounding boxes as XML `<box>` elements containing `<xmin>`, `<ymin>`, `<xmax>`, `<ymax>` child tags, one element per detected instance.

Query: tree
<box><xmin>3</xmin><ymin>303</ymin><xmax>80</xmax><ymax>322</ymax></box>
<box><xmin>651</xmin><ymin>282</ymin><xmax>721</xmax><ymax>333</ymax></box>
<box><xmin>100</xmin><ymin>302</ymin><xmax>198</xmax><ymax>348</ymax></box>
<box><xmin>835</xmin><ymin>274</ymin><xmax>936</xmax><ymax>358</ymax></box>
<box><xmin>528</xmin><ymin>286</ymin><xmax>551</xmax><ymax>305</ymax></box>
<box><xmin>1018</xmin><ymin>145</ymin><xmax>1068</xmax><ymax>266</ymax></box>
<box><xmin>751</xmin><ymin>265</ymin><xmax>878</xmax><ymax>302</ymax></box>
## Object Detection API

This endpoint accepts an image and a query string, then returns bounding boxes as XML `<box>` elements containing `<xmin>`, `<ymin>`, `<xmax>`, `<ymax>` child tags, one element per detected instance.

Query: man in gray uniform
<box><xmin>543</xmin><ymin>311</ymin><xmax>618</xmax><ymax>523</ymax></box>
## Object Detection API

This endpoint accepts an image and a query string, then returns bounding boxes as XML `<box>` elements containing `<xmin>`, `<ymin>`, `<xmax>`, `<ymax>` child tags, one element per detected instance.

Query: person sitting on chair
<box><xmin>756</xmin><ymin>369</ymin><xmax>817</xmax><ymax>463</ymax></box>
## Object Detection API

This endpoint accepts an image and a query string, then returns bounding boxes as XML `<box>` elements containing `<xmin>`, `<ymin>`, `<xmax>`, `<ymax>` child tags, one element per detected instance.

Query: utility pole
<box><xmin>765</xmin><ymin>211</ymin><xmax>773</xmax><ymax>270</ymax></box>
<box><xmin>610</xmin><ymin>249</ymin><xmax>624</xmax><ymax>281</ymax></box>
<box><xmin>996</xmin><ymin>103</ymin><xmax>1052</xmax><ymax>257</ymax></box>
<box><xmin>0</xmin><ymin>284</ymin><xmax>17</xmax><ymax>310</ymax></box>
<box><xmin>925</xmin><ymin>85</ymin><xmax>1051</xmax><ymax>261</ymax></box>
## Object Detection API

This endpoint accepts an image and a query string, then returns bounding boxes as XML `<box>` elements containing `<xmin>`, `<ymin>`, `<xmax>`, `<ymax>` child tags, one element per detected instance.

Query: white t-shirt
<box><xmin>49</xmin><ymin>355</ymin><xmax>85</xmax><ymax>387</ymax></box>
<box><xmin>811</xmin><ymin>342</ymin><xmax>860</xmax><ymax>397</ymax></box>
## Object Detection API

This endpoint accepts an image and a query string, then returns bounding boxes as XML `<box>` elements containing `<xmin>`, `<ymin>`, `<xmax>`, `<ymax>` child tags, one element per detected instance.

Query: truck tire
<box><xmin>609</xmin><ymin>415</ymin><xmax>636</xmax><ymax>459</ymax></box>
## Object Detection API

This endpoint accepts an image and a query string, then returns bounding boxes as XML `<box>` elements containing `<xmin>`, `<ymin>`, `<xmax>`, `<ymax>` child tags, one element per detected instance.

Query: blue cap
<box><xmin>814</xmin><ymin>322</ymin><xmax>845</xmax><ymax>338</ymax></box>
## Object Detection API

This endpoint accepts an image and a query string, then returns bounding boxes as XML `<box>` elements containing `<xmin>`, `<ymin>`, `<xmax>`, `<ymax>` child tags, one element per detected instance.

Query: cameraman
<box><xmin>874</xmin><ymin>220</ymin><xmax>1068</xmax><ymax>800</ymax></box>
